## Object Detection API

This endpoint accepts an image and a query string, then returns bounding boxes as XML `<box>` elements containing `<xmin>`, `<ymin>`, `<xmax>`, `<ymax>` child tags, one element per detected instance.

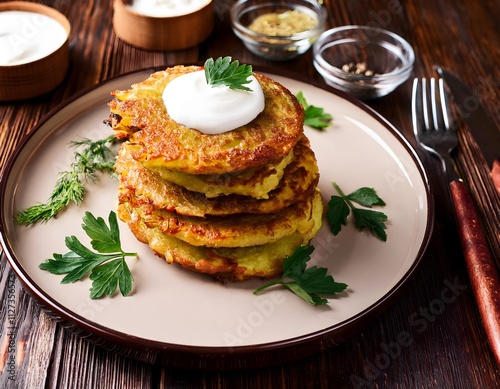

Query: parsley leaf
<box><xmin>351</xmin><ymin>208</ymin><xmax>388</xmax><ymax>241</ymax></box>
<box><xmin>327</xmin><ymin>195</ymin><xmax>350</xmax><ymax>236</ymax></box>
<box><xmin>328</xmin><ymin>181</ymin><xmax>388</xmax><ymax>241</ymax></box>
<box><xmin>253</xmin><ymin>244</ymin><xmax>347</xmax><ymax>305</ymax></box>
<box><xmin>89</xmin><ymin>258</ymin><xmax>133</xmax><ymax>299</ymax></box>
<box><xmin>82</xmin><ymin>210</ymin><xmax>122</xmax><ymax>253</ymax></box>
<box><xmin>347</xmin><ymin>187</ymin><xmax>386</xmax><ymax>207</ymax></box>
<box><xmin>204</xmin><ymin>57</ymin><xmax>254</xmax><ymax>91</ymax></box>
<box><xmin>39</xmin><ymin>211</ymin><xmax>137</xmax><ymax>299</ymax></box>
<box><xmin>296</xmin><ymin>91</ymin><xmax>333</xmax><ymax>130</ymax></box>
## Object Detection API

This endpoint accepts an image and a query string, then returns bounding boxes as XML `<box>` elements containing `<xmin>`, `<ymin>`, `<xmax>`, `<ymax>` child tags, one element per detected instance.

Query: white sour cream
<box><xmin>0</xmin><ymin>11</ymin><xmax>67</xmax><ymax>66</ymax></box>
<box><xmin>128</xmin><ymin>0</ymin><xmax>210</xmax><ymax>17</ymax></box>
<box><xmin>163</xmin><ymin>70</ymin><xmax>265</xmax><ymax>135</ymax></box>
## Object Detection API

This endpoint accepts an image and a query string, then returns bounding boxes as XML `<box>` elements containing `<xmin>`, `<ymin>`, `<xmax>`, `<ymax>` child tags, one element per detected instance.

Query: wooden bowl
<box><xmin>113</xmin><ymin>0</ymin><xmax>214</xmax><ymax>51</ymax></box>
<box><xmin>0</xmin><ymin>1</ymin><xmax>70</xmax><ymax>101</ymax></box>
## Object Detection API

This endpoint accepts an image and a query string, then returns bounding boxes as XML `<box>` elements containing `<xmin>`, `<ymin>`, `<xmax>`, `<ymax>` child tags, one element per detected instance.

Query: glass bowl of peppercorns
<box><xmin>313</xmin><ymin>25</ymin><xmax>414</xmax><ymax>100</ymax></box>
<box><xmin>230</xmin><ymin>0</ymin><xmax>327</xmax><ymax>61</ymax></box>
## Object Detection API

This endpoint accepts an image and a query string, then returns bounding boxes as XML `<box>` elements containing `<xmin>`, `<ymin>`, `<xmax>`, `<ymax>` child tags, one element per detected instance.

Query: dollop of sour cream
<box><xmin>0</xmin><ymin>11</ymin><xmax>67</xmax><ymax>66</ymax></box>
<box><xmin>162</xmin><ymin>70</ymin><xmax>265</xmax><ymax>135</ymax></box>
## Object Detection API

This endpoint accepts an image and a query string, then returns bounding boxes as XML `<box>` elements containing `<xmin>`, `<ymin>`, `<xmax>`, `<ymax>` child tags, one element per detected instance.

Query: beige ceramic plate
<box><xmin>0</xmin><ymin>69</ymin><xmax>433</xmax><ymax>369</ymax></box>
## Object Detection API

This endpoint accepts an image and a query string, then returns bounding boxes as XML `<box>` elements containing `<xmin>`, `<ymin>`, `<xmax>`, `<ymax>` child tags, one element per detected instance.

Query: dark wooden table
<box><xmin>1</xmin><ymin>0</ymin><xmax>499</xmax><ymax>387</ymax></box>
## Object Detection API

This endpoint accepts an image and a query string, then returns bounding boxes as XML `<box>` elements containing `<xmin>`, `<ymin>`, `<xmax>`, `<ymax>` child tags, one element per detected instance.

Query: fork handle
<box><xmin>492</xmin><ymin>159</ymin><xmax>500</xmax><ymax>196</ymax></box>
<box><xmin>450</xmin><ymin>180</ymin><xmax>500</xmax><ymax>366</ymax></box>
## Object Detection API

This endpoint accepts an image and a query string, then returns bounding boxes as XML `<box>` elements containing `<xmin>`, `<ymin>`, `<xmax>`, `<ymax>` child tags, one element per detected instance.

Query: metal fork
<box><xmin>412</xmin><ymin>77</ymin><xmax>500</xmax><ymax>366</ymax></box>
<box><xmin>412</xmin><ymin>77</ymin><xmax>458</xmax><ymax>182</ymax></box>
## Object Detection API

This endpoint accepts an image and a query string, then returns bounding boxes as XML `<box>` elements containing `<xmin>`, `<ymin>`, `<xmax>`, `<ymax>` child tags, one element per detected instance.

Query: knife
<box><xmin>436</xmin><ymin>67</ymin><xmax>500</xmax><ymax>193</ymax></box>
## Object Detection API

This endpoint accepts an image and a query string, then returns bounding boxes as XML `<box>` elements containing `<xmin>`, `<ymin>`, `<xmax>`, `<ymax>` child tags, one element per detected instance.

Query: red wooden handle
<box><xmin>450</xmin><ymin>180</ymin><xmax>500</xmax><ymax>366</ymax></box>
<box><xmin>492</xmin><ymin>159</ymin><xmax>500</xmax><ymax>196</ymax></box>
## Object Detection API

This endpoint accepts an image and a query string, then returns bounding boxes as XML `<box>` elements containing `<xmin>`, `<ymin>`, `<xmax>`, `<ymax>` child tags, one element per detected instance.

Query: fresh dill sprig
<box><xmin>204</xmin><ymin>57</ymin><xmax>254</xmax><ymax>91</ymax></box>
<box><xmin>16</xmin><ymin>135</ymin><xmax>117</xmax><ymax>225</ymax></box>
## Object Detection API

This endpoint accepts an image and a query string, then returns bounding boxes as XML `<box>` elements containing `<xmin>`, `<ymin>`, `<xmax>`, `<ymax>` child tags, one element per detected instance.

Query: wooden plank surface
<box><xmin>0</xmin><ymin>0</ymin><xmax>499</xmax><ymax>387</ymax></box>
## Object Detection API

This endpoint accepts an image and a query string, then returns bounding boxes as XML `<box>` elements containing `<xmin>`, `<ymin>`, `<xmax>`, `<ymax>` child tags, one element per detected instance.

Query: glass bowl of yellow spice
<box><xmin>230</xmin><ymin>0</ymin><xmax>327</xmax><ymax>61</ymax></box>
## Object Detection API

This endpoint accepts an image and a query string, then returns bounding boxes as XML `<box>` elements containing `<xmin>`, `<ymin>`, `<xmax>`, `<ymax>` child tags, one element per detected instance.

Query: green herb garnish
<box><xmin>328</xmin><ymin>181</ymin><xmax>388</xmax><ymax>241</ymax></box>
<box><xmin>204</xmin><ymin>56</ymin><xmax>254</xmax><ymax>91</ymax></box>
<box><xmin>16</xmin><ymin>135</ymin><xmax>117</xmax><ymax>225</ymax></box>
<box><xmin>39</xmin><ymin>211</ymin><xmax>137</xmax><ymax>299</ymax></box>
<box><xmin>296</xmin><ymin>91</ymin><xmax>333</xmax><ymax>130</ymax></box>
<box><xmin>254</xmin><ymin>244</ymin><xmax>347</xmax><ymax>305</ymax></box>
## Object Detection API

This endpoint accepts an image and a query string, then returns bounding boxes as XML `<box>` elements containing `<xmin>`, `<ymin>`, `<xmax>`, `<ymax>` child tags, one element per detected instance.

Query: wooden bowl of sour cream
<box><xmin>0</xmin><ymin>2</ymin><xmax>70</xmax><ymax>101</ymax></box>
<box><xmin>113</xmin><ymin>0</ymin><xmax>214</xmax><ymax>51</ymax></box>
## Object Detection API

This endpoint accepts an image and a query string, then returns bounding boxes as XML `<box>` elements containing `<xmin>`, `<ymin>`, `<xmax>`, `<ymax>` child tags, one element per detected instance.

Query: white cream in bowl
<box><xmin>0</xmin><ymin>10</ymin><xmax>68</xmax><ymax>66</ymax></box>
<box><xmin>128</xmin><ymin>0</ymin><xmax>211</xmax><ymax>17</ymax></box>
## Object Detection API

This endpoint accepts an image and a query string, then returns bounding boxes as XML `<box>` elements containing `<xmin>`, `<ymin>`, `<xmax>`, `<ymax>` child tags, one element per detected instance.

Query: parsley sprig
<box><xmin>296</xmin><ymin>91</ymin><xmax>333</xmax><ymax>130</ymax></box>
<box><xmin>328</xmin><ymin>181</ymin><xmax>388</xmax><ymax>241</ymax></box>
<box><xmin>254</xmin><ymin>244</ymin><xmax>347</xmax><ymax>305</ymax></box>
<box><xmin>16</xmin><ymin>135</ymin><xmax>117</xmax><ymax>225</ymax></box>
<box><xmin>39</xmin><ymin>211</ymin><xmax>137</xmax><ymax>299</ymax></box>
<box><xmin>204</xmin><ymin>57</ymin><xmax>254</xmax><ymax>91</ymax></box>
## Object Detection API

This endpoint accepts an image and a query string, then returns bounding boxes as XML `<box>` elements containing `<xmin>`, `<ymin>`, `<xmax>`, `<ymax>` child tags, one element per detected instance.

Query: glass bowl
<box><xmin>230</xmin><ymin>0</ymin><xmax>327</xmax><ymax>61</ymax></box>
<box><xmin>313</xmin><ymin>25</ymin><xmax>415</xmax><ymax>100</ymax></box>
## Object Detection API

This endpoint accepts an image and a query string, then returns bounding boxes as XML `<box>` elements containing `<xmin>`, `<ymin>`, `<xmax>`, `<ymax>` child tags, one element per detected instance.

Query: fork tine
<box><xmin>438</xmin><ymin>78</ymin><xmax>451</xmax><ymax>130</ymax></box>
<box><xmin>411</xmin><ymin>78</ymin><xmax>424</xmax><ymax>138</ymax></box>
<box><xmin>422</xmin><ymin>78</ymin><xmax>431</xmax><ymax>131</ymax></box>
<box><xmin>430</xmin><ymin>78</ymin><xmax>440</xmax><ymax>131</ymax></box>
<box><xmin>412</xmin><ymin>78</ymin><xmax>429</xmax><ymax>142</ymax></box>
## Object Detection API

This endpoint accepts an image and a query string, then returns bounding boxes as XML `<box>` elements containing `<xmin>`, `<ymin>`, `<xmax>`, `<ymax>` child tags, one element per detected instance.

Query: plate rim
<box><xmin>0</xmin><ymin>65</ymin><xmax>434</xmax><ymax>370</ymax></box>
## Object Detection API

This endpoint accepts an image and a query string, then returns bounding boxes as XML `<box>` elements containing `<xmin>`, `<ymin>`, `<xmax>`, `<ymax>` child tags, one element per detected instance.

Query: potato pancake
<box><xmin>117</xmin><ymin>191</ymin><xmax>323</xmax><ymax>281</ymax></box>
<box><xmin>120</xmin><ymin>186</ymin><xmax>322</xmax><ymax>248</ymax></box>
<box><xmin>107</xmin><ymin>65</ymin><xmax>305</xmax><ymax>175</ymax></box>
<box><xmin>139</xmin><ymin>145</ymin><xmax>293</xmax><ymax>199</ymax></box>
<box><xmin>115</xmin><ymin>136</ymin><xmax>319</xmax><ymax>215</ymax></box>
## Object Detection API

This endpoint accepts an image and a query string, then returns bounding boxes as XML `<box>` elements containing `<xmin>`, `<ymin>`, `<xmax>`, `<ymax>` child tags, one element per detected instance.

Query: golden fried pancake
<box><xmin>136</xmin><ymin>143</ymin><xmax>293</xmax><ymax>199</ymax></box>
<box><xmin>115</xmin><ymin>137</ymin><xmax>319</xmax><ymax>214</ymax></box>
<box><xmin>120</xmin><ymin>187</ymin><xmax>322</xmax><ymax>248</ymax></box>
<box><xmin>117</xmin><ymin>192</ymin><xmax>323</xmax><ymax>281</ymax></box>
<box><xmin>108</xmin><ymin>65</ymin><xmax>304</xmax><ymax>175</ymax></box>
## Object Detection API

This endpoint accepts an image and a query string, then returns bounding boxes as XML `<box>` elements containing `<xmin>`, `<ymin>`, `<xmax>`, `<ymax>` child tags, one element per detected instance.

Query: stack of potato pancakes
<box><xmin>107</xmin><ymin>65</ymin><xmax>323</xmax><ymax>281</ymax></box>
